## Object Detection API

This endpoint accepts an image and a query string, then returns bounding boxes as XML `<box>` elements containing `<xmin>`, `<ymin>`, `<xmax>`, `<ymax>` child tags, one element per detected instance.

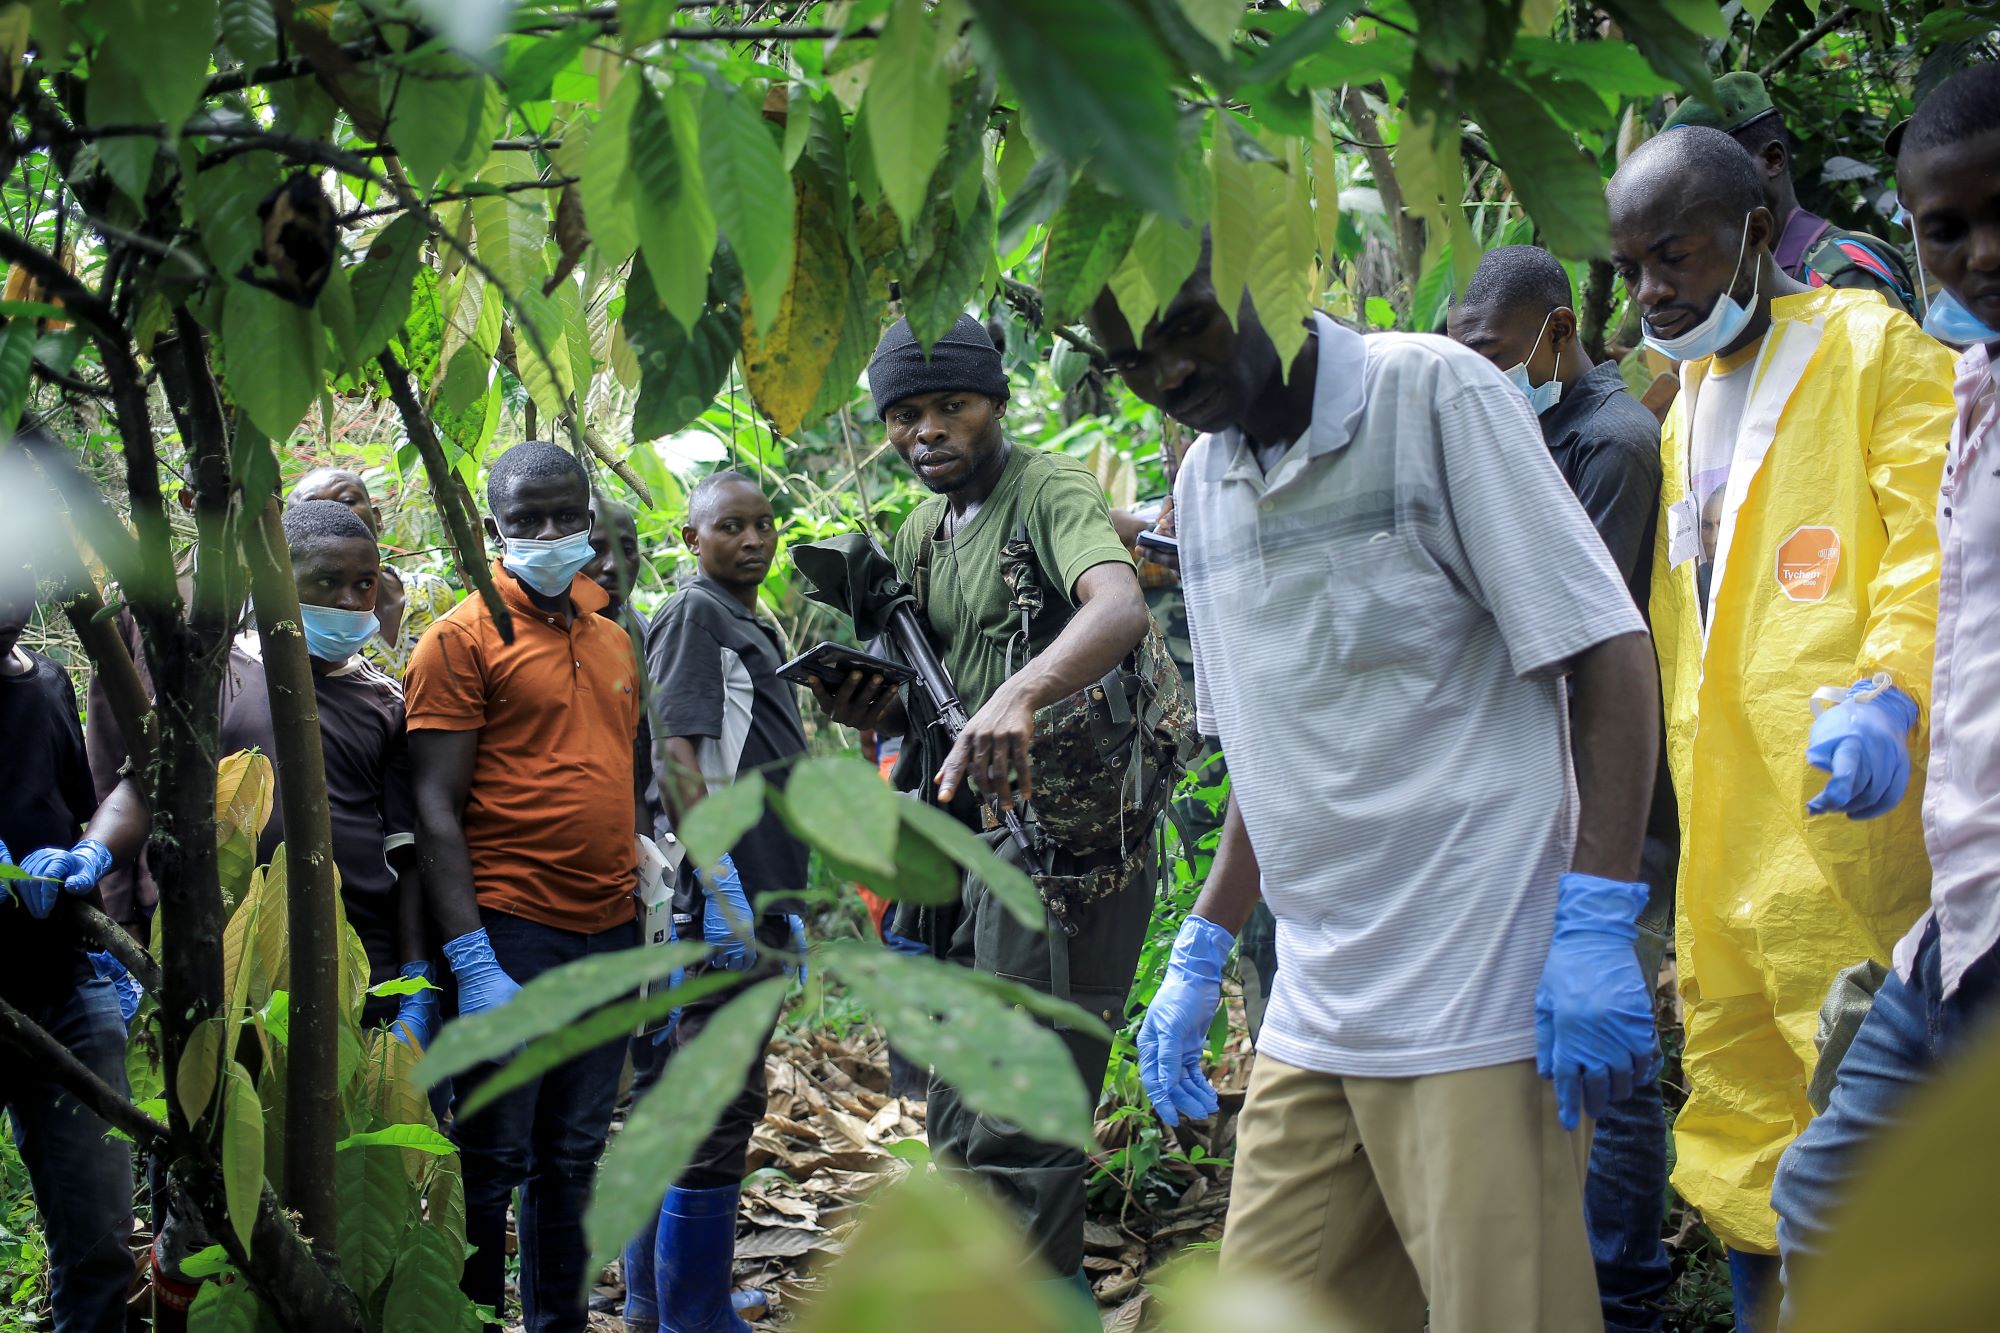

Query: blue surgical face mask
<box><xmin>502</xmin><ymin>527</ymin><xmax>596</xmax><ymax>597</ymax></box>
<box><xmin>1897</xmin><ymin>200</ymin><xmax>2000</xmax><ymax>346</ymax></box>
<box><xmin>1504</xmin><ymin>313</ymin><xmax>1564</xmax><ymax>414</ymax></box>
<box><xmin>1641</xmin><ymin>214</ymin><xmax>1761</xmax><ymax>362</ymax></box>
<box><xmin>299</xmin><ymin>603</ymin><xmax>380</xmax><ymax>663</ymax></box>
<box><xmin>1923</xmin><ymin>288</ymin><xmax>2000</xmax><ymax>347</ymax></box>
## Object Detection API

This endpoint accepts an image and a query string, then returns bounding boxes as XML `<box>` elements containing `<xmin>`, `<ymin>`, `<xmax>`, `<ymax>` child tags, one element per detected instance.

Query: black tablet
<box><xmin>776</xmin><ymin>641</ymin><xmax>919</xmax><ymax>691</ymax></box>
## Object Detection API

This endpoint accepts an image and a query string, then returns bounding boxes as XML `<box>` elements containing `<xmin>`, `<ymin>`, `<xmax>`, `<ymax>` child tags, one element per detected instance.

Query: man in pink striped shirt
<box><xmin>1771</xmin><ymin>61</ymin><xmax>2000</xmax><ymax>1319</ymax></box>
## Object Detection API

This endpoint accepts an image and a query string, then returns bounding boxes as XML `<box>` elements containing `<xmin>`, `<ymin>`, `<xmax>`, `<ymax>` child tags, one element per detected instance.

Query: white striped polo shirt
<box><xmin>1176</xmin><ymin>315</ymin><xmax>1646</xmax><ymax>1077</ymax></box>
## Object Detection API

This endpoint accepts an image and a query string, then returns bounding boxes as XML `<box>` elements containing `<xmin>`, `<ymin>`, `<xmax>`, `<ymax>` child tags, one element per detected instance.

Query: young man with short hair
<box><xmin>814</xmin><ymin>315</ymin><xmax>1162</xmax><ymax>1287</ymax></box>
<box><xmin>0</xmin><ymin>554</ymin><xmax>149</xmax><ymax>1333</ymax></box>
<box><xmin>1607</xmin><ymin>127</ymin><xmax>1954</xmax><ymax>1328</ymax></box>
<box><xmin>1088</xmin><ymin>243</ymin><xmax>1662</xmax><ymax>1331</ymax></box>
<box><xmin>217</xmin><ymin>499</ymin><xmax>434</xmax><ymax>1043</ymax></box>
<box><xmin>1449</xmin><ymin>242</ymin><xmax>1677</xmax><ymax>1333</ymax></box>
<box><xmin>291</xmin><ymin>466</ymin><xmax>458</xmax><ymax>680</ymax></box>
<box><xmin>1770</xmin><ymin>61</ymin><xmax>2000</xmax><ymax>1320</ymax></box>
<box><xmin>627</xmin><ymin>470</ymin><xmax>806</xmax><ymax>1332</ymax></box>
<box><xmin>406</xmin><ymin>441</ymin><xmax>641</xmax><ymax>1331</ymax></box>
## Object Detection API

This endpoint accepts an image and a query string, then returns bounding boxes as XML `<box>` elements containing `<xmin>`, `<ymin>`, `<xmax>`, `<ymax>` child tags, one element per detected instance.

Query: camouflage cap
<box><xmin>1663</xmin><ymin>71</ymin><xmax>1779</xmax><ymax>135</ymax></box>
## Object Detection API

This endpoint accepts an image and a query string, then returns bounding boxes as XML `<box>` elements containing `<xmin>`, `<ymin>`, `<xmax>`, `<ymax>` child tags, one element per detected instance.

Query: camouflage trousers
<box><xmin>906</xmin><ymin>831</ymin><xmax>1156</xmax><ymax>1278</ymax></box>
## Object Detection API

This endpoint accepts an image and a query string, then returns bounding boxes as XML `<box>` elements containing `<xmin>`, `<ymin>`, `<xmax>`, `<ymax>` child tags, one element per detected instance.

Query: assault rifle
<box><xmin>790</xmin><ymin>532</ymin><xmax>1049</xmax><ymax>877</ymax></box>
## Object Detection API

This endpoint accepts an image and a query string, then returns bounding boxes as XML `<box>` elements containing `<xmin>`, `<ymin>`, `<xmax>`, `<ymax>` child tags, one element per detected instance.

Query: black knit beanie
<box><xmin>867</xmin><ymin>314</ymin><xmax>1010</xmax><ymax>420</ymax></box>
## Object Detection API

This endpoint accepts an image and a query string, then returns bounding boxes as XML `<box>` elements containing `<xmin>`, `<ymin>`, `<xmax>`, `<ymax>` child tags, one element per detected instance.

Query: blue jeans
<box><xmin>1</xmin><ymin>978</ymin><xmax>135</xmax><ymax>1333</ymax></box>
<box><xmin>454</xmin><ymin>910</ymin><xmax>639</xmax><ymax>1332</ymax></box>
<box><xmin>1582</xmin><ymin>836</ymin><xmax>1675</xmax><ymax>1333</ymax></box>
<box><xmin>1771</xmin><ymin>919</ymin><xmax>2000</xmax><ymax>1324</ymax></box>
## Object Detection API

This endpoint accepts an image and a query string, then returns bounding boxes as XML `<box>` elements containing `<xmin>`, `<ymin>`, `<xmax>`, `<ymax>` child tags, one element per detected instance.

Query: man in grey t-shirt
<box><xmin>1087</xmin><ymin>250</ymin><xmax>1663</xmax><ymax>1330</ymax></box>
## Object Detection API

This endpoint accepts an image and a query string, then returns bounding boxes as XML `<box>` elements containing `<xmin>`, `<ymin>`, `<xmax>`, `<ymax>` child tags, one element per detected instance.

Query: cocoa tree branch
<box><xmin>57</xmin><ymin>897</ymin><xmax>162</xmax><ymax>993</ymax></box>
<box><xmin>1341</xmin><ymin>87</ymin><xmax>1424</xmax><ymax>289</ymax></box>
<box><xmin>376</xmin><ymin>348</ymin><xmax>515</xmax><ymax>643</ymax></box>
<box><xmin>564</xmin><ymin>413</ymin><xmax>654</xmax><ymax>506</ymax></box>
<box><xmin>240</xmin><ymin>499</ymin><xmax>343</xmax><ymax>1247</ymax></box>
<box><xmin>1761</xmin><ymin>5</ymin><xmax>1860</xmax><ymax>79</ymax></box>
<box><xmin>0</xmin><ymin>995</ymin><xmax>166</xmax><ymax>1143</ymax></box>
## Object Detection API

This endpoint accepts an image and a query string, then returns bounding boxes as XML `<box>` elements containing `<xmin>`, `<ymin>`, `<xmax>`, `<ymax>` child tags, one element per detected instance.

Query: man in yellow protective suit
<box><xmin>1607</xmin><ymin>127</ymin><xmax>1954</xmax><ymax>1331</ymax></box>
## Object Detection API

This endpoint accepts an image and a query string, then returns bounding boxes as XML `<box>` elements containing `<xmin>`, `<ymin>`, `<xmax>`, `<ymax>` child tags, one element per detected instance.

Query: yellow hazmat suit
<box><xmin>1650</xmin><ymin>287</ymin><xmax>1953</xmax><ymax>1253</ymax></box>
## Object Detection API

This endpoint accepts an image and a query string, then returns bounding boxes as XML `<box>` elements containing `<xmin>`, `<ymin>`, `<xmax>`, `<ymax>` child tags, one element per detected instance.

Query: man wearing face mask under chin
<box><xmin>1608</xmin><ymin>127</ymin><xmax>1954</xmax><ymax>1331</ymax></box>
<box><xmin>405</xmin><ymin>441</ymin><xmax>643</xmax><ymax>1331</ymax></box>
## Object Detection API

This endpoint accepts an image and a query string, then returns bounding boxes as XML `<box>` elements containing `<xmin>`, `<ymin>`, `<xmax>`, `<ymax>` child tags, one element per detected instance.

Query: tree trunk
<box><xmin>240</xmin><ymin>500</ymin><xmax>343</xmax><ymax>1253</ymax></box>
<box><xmin>1578</xmin><ymin>256</ymin><xmax>1615</xmax><ymax>361</ymax></box>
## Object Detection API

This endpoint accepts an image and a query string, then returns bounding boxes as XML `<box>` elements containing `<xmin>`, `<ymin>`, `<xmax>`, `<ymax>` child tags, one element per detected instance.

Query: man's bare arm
<box><xmin>1568</xmin><ymin>630</ymin><xmax>1660</xmax><ymax>881</ymax></box>
<box><xmin>409</xmin><ymin>730</ymin><xmax>484</xmax><ymax>941</ymax></box>
<box><xmin>1187</xmin><ymin>795</ymin><xmax>1263</xmax><ymax>934</ymax></box>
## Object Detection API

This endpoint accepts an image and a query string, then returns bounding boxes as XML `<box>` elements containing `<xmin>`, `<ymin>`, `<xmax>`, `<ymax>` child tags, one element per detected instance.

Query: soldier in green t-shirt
<box><xmin>812</xmin><ymin>315</ymin><xmax>1157</xmax><ymax>1289</ymax></box>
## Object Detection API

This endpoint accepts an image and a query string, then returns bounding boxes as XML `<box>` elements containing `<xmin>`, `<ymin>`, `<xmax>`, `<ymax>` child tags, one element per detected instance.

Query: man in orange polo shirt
<box><xmin>406</xmin><ymin>440</ymin><xmax>642</xmax><ymax>1332</ymax></box>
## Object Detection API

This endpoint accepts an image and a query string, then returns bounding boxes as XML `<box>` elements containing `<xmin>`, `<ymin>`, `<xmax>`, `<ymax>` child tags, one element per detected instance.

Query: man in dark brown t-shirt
<box><xmin>406</xmin><ymin>442</ymin><xmax>640</xmax><ymax>1331</ymax></box>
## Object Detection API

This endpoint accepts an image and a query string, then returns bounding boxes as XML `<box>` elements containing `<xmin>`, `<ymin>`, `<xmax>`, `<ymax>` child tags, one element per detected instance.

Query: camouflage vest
<box><xmin>994</xmin><ymin>521</ymin><xmax>1198</xmax><ymax>905</ymax></box>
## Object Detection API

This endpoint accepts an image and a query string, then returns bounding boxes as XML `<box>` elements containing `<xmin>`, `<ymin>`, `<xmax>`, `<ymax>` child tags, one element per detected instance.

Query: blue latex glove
<box><xmin>882</xmin><ymin>925</ymin><xmax>929</xmax><ymax>958</ymax></box>
<box><xmin>443</xmin><ymin>927</ymin><xmax>523</xmax><ymax>1017</ymax></box>
<box><xmin>701</xmin><ymin>854</ymin><xmax>756</xmax><ymax>970</ymax></box>
<box><xmin>390</xmin><ymin>961</ymin><xmax>442</xmax><ymax>1049</ymax></box>
<box><xmin>15</xmin><ymin>839</ymin><xmax>112</xmax><ymax>919</ymax></box>
<box><xmin>1536</xmin><ymin>873</ymin><xmax>1657</xmax><ymax>1131</ymax></box>
<box><xmin>89</xmin><ymin>950</ymin><xmax>143</xmax><ymax>1025</ymax></box>
<box><xmin>786</xmin><ymin>913</ymin><xmax>809</xmax><ymax>985</ymax></box>
<box><xmin>650</xmin><ymin>913</ymin><xmax>687</xmax><ymax>1047</ymax></box>
<box><xmin>1806</xmin><ymin>681</ymin><xmax>1918</xmax><ymax>820</ymax></box>
<box><xmin>1138</xmin><ymin>915</ymin><xmax>1232</xmax><ymax>1128</ymax></box>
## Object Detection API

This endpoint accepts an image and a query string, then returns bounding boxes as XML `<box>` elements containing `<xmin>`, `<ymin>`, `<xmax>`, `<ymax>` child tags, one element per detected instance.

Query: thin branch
<box><xmin>376</xmin><ymin>348</ymin><xmax>515</xmax><ymax>644</ymax></box>
<box><xmin>58</xmin><ymin>897</ymin><xmax>164</xmax><ymax>994</ymax></box>
<box><xmin>998</xmin><ymin>276</ymin><xmax>1107</xmax><ymax>358</ymax></box>
<box><xmin>566</xmin><ymin>414</ymin><xmax>654</xmax><ymax>506</ymax></box>
<box><xmin>0</xmin><ymin>995</ymin><xmax>167</xmax><ymax>1144</ymax></box>
<box><xmin>338</xmin><ymin>173</ymin><xmax>578</xmax><ymax>225</ymax></box>
<box><xmin>1761</xmin><ymin>5</ymin><xmax>1860</xmax><ymax>78</ymax></box>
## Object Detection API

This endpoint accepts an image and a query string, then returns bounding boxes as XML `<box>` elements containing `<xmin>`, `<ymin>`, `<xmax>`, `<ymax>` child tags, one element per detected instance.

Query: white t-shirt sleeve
<box><xmin>1434</xmin><ymin>380</ymin><xmax>1648</xmax><ymax>677</ymax></box>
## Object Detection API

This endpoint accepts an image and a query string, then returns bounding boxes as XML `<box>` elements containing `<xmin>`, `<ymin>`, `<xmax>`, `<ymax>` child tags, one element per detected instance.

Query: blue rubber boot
<box><xmin>655</xmin><ymin>1185</ymin><xmax>753</xmax><ymax>1333</ymax></box>
<box><xmin>623</xmin><ymin>1216</ymin><xmax>659</xmax><ymax>1332</ymax></box>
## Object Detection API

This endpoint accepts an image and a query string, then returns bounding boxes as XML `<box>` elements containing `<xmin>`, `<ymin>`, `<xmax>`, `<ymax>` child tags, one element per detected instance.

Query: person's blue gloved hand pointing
<box><xmin>1536</xmin><ymin>872</ymin><xmax>1658</xmax><ymax>1131</ymax></box>
<box><xmin>88</xmin><ymin>950</ymin><xmax>144</xmax><ymax>1025</ymax></box>
<box><xmin>1806</xmin><ymin>680</ymin><xmax>1918</xmax><ymax>820</ymax></box>
<box><xmin>14</xmin><ymin>839</ymin><xmax>114</xmax><ymax>919</ymax></box>
<box><xmin>701</xmin><ymin>854</ymin><xmax>757</xmax><ymax>970</ymax></box>
<box><xmin>1139</xmin><ymin>914</ymin><xmax>1232</xmax><ymax>1129</ymax></box>
<box><xmin>443</xmin><ymin>927</ymin><xmax>522</xmax><ymax>1017</ymax></box>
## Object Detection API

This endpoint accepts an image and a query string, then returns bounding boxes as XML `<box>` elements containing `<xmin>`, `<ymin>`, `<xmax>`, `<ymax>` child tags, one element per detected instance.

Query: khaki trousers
<box><xmin>1220</xmin><ymin>1054</ymin><xmax>1599</xmax><ymax>1332</ymax></box>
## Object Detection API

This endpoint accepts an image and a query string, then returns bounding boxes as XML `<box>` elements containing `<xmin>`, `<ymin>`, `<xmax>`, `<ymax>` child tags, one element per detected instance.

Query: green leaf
<box><xmin>965</xmin><ymin>0</ymin><xmax>1182</xmax><ymax>216</ymax></box>
<box><xmin>1128</xmin><ymin>214</ymin><xmax>1201</xmax><ymax>328</ymax></box>
<box><xmin>367</xmin><ymin>973</ymin><xmax>442</xmax><ymax>998</ymax></box>
<box><xmin>336</xmin><ymin>1123</ymin><xmax>458</xmax><ymax>1156</ymax></box>
<box><xmin>1104</xmin><ymin>249</ymin><xmax>1156</xmax><ymax>351</ymax></box>
<box><xmin>820</xmin><ymin>941</ymin><xmax>1096</xmax><ymax>1149</ymax></box>
<box><xmin>776</xmin><ymin>757</ymin><xmax>899</xmax><ymax>878</ymax></box>
<box><xmin>700</xmin><ymin>79</ymin><xmax>797</xmax><ymax>330</ymax></box>
<box><xmin>625</xmin><ymin>252</ymin><xmax>742</xmax><ymax>438</ymax></box>
<box><xmin>1472</xmin><ymin>77</ymin><xmax>1610</xmax><ymax>260</ymax></box>
<box><xmin>136</xmin><ymin>0</ymin><xmax>219</xmax><ymax>133</ymax></box>
<box><xmin>803</xmin><ymin>255</ymin><xmax>879</xmax><ymax>427</ymax></box>
<box><xmin>819</xmin><ymin>816</ymin><xmax>961</xmax><ymax>906</ymax></box>
<box><xmin>350</xmin><ymin>213</ymin><xmax>426</xmax><ymax>365</ymax></box>
<box><xmin>383</xmin><ymin>1221</ymin><xmax>465</xmax><ymax>1333</ymax></box>
<box><xmin>190</xmin><ymin>155</ymin><xmax>282</xmax><ymax>279</ymax></box>
<box><xmin>1208</xmin><ymin>126</ymin><xmax>1258</xmax><ymax>327</ymax></box>
<box><xmin>511</xmin><ymin>287</ymin><xmax>573</xmax><ymax>420</ymax></box>
<box><xmin>317</xmin><ymin>259</ymin><xmax>359</xmax><ymax>375</ymax></box>
<box><xmin>416</xmin><ymin>941</ymin><xmax>710</xmax><ymax>1084</ymax></box>
<box><xmin>1175</xmin><ymin>0</ymin><xmax>1243</xmax><ymax>49</ymax></box>
<box><xmin>1236</xmin><ymin>0</ymin><xmax>1364</xmax><ymax>86</ymax></box>
<box><xmin>219</xmin><ymin>0</ymin><xmax>277</xmax><ymax>67</ymax></box>
<box><xmin>502</xmin><ymin>23</ymin><xmax>600</xmax><ymax>105</ymax></box>
<box><xmin>586</xmin><ymin>979</ymin><xmax>788</xmax><ymax>1274</ymax></box>
<box><xmin>630</xmin><ymin>79</ymin><xmax>718</xmax><ymax>334</ymax></box>
<box><xmin>222</xmin><ymin>282</ymin><xmax>320</xmax><ymax>440</ymax></box>
<box><xmin>904</xmin><ymin>186</ymin><xmax>994</xmax><ymax>352</ymax></box>
<box><xmin>383</xmin><ymin>53</ymin><xmax>497</xmax><ymax>188</ymax></box>
<box><xmin>741</xmin><ymin>175</ymin><xmax>850</xmax><ymax>435</ymax></box>
<box><xmin>469</xmin><ymin>151</ymin><xmax>549</xmax><ymax>301</ymax></box>
<box><xmin>1597</xmin><ymin>0</ymin><xmax>1714</xmax><ymax>103</ymax></box>
<box><xmin>864</xmin><ymin>0</ymin><xmax>951</xmax><ymax>229</ymax></box>
<box><xmin>996</xmin><ymin>153</ymin><xmax>1069</xmax><ymax>259</ymax></box>
<box><xmin>187</xmin><ymin>1278</ymin><xmax>264</xmax><ymax>1333</ymax></box>
<box><xmin>177</xmin><ymin>1244</ymin><xmax>236</xmax><ymax>1280</ymax></box>
<box><xmin>896</xmin><ymin>798</ymin><xmax>1044</xmax><ymax>930</ymax></box>
<box><xmin>176</xmin><ymin>1015</ymin><xmax>225</xmax><ymax>1126</ymax></box>
<box><xmin>228</xmin><ymin>418</ymin><xmax>279</xmax><ymax>515</ymax></box>
<box><xmin>221</xmin><ymin>1060</ymin><xmax>263</xmax><ymax>1257</ymax></box>
<box><xmin>84</xmin><ymin>73</ymin><xmax>158</xmax><ymax>205</ymax></box>
<box><xmin>457</xmin><ymin>971</ymin><xmax>743</xmax><ymax>1120</ymax></box>
<box><xmin>676</xmin><ymin>772</ymin><xmax>768</xmax><ymax>870</ymax></box>
<box><xmin>1245</xmin><ymin>141</ymin><xmax>1315</xmax><ymax>374</ymax></box>
<box><xmin>0</xmin><ymin>318</ymin><xmax>36</xmax><ymax>436</ymax></box>
<box><xmin>580</xmin><ymin>72</ymin><xmax>641</xmax><ymax>266</ymax></box>
<box><xmin>335</xmin><ymin>1119</ymin><xmax>414</xmax><ymax>1304</ymax></box>
<box><xmin>1508</xmin><ymin>35</ymin><xmax>1674</xmax><ymax>96</ymax></box>
<box><xmin>1040</xmin><ymin>177</ymin><xmax>1141</xmax><ymax>328</ymax></box>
